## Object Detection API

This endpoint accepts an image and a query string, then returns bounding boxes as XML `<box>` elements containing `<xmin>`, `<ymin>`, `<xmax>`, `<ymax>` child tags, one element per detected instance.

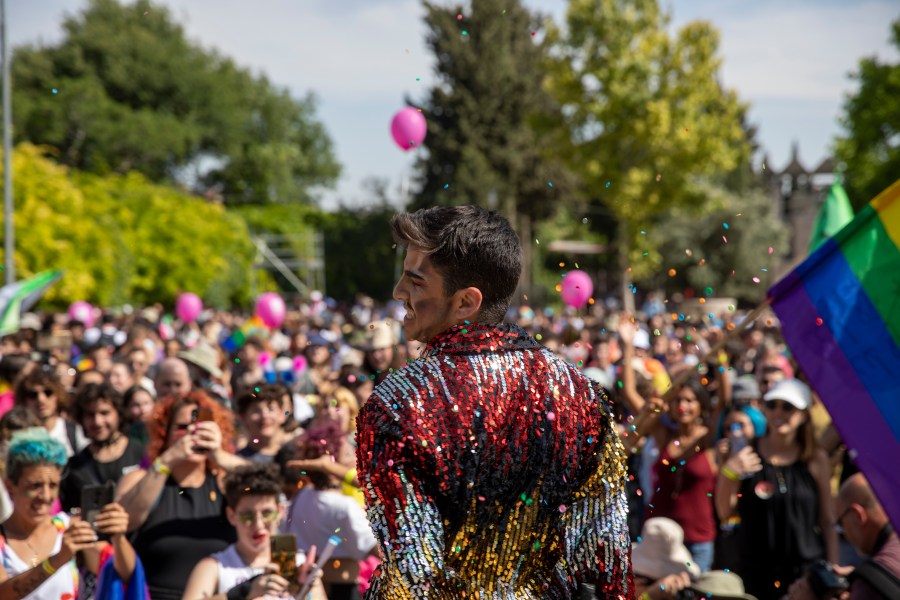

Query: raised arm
<box><xmin>115</xmin><ymin>432</ymin><xmax>193</xmax><ymax>531</ymax></box>
<box><xmin>617</xmin><ymin>316</ymin><xmax>645</xmax><ymax>414</ymax></box>
<box><xmin>714</xmin><ymin>446</ymin><xmax>761</xmax><ymax>521</ymax></box>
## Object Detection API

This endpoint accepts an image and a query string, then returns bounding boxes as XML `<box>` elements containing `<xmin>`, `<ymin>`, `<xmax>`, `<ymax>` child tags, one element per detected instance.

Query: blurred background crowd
<box><xmin>0</xmin><ymin>291</ymin><xmax>894</xmax><ymax>600</ymax></box>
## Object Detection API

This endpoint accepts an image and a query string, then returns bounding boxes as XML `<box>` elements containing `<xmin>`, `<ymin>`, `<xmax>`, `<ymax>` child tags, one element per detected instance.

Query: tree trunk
<box><xmin>619</xmin><ymin>218</ymin><xmax>635</xmax><ymax>314</ymax></box>
<box><xmin>519</xmin><ymin>211</ymin><xmax>533</xmax><ymax>298</ymax></box>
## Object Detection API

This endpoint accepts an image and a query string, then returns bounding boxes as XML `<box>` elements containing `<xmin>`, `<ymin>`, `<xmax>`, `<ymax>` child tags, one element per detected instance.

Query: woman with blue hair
<box><xmin>713</xmin><ymin>403</ymin><xmax>767</xmax><ymax>571</ymax></box>
<box><xmin>0</xmin><ymin>428</ymin><xmax>138</xmax><ymax>599</ymax></box>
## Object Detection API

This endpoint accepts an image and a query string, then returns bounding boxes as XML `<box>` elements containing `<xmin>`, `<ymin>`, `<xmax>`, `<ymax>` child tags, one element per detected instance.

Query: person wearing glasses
<box><xmin>786</xmin><ymin>473</ymin><xmax>900</xmax><ymax>600</ymax></box>
<box><xmin>116</xmin><ymin>390</ymin><xmax>248</xmax><ymax>600</ymax></box>
<box><xmin>715</xmin><ymin>378</ymin><xmax>837</xmax><ymax>600</ymax></box>
<box><xmin>182</xmin><ymin>463</ymin><xmax>326</xmax><ymax>600</ymax></box>
<box><xmin>14</xmin><ymin>369</ymin><xmax>87</xmax><ymax>457</ymax></box>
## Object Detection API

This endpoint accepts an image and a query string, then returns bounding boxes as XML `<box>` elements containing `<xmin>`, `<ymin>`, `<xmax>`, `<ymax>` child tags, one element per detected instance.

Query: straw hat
<box><xmin>690</xmin><ymin>571</ymin><xmax>757</xmax><ymax>599</ymax></box>
<box><xmin>631</xmin><ymin>517</ymin><xmax>701</xmax><ymax>580</ymax></box>
<box><xmin>356</xmin><ymin>320</ymin><xmax>396</xmax><ymax>352</ymax></box>
<box><xmin>177</xmin><ymin>343</ymin><xmax>223</xmax><ymax>379</ymax></box>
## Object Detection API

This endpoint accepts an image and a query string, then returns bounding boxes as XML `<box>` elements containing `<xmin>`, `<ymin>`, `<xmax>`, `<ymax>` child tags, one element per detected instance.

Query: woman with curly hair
<box><xmin>116</xmin><ymin>390</ymin><xmax>248</xmax><ymax>600</ymax></box>
<box><xmin>14</xmin><ymin>369</ymin><xmax>86</xmax><ymax>457</ymax></box>
<box><xmin>0</xmin><ymin>428</ymin><xmax>137</xmax><ymax>599</ymax></box>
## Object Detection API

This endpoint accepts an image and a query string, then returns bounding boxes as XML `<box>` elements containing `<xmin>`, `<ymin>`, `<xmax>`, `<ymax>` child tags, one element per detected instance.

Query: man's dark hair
<box><xmin>73</xmin><ymin>382</ymin><xmax>127</xmax><ymax>431</ymax></box>
<box><xmin>111</xmin><ymin>358</ymin><xmax>134</xmax><ymax>376</ymax></box>
<box><xmin>236</xmin><ymin>382</ymin><xmax>288</xmax><ymax>415</ymax></box>
<box><xmin>391</xmin><ymin>206</ymin><xmax>521</xmax><ymax>323</ymax></box>
<box><xmin>14</xmin><ymin>369</ymin><xmax>69</xmax><ymax>413</ymax></box>
<box><xmin>223</xmin><ymin>463</ymin><xmax>282</xmax><ymax>508</ymax></box>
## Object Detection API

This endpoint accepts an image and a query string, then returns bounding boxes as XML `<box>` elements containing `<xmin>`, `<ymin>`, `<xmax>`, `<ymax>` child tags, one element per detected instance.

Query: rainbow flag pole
<box><xmin>767</xmin><ymin>178</ymin><xmax>900</xmax><ymax>530</ymax></box>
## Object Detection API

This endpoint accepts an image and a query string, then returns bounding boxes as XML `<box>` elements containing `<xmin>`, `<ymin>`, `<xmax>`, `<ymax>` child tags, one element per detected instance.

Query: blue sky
<box><xmin>9</xmin><ymin>0</ymin><xmax>900</xmax><ymax>209</ymax></box>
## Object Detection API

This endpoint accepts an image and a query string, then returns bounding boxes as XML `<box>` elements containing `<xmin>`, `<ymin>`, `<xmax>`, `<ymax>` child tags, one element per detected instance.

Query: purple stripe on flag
<box><xmin>772</xmin><ymin>271</ymin><xmax>900</xmax><ymax>530</ymax></box>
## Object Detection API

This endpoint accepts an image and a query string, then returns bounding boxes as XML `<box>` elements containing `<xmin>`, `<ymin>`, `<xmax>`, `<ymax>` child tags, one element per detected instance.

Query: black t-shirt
<box><xmin>60</xmin><ymin>437</ymin><xmax>146</xmax><ymax>512</ymax></box>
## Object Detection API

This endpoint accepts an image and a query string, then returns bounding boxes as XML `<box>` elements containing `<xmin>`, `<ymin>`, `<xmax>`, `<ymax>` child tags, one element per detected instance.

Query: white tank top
<box><xmin>212</xmin><ymin>544</ymin><xmax>306</xmax><ymax>594</ymax></box>
<box><xmin>0</xmin><ymin>513</ymin><xmax>79</xmax><ymax>600</ymax></box>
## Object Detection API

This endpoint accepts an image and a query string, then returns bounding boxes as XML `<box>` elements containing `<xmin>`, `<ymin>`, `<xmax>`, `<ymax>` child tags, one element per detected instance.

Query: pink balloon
<box><xmin>68</xmin><ymin>301</ymin><xmax>96</xmax><ymax>328</ymax></box>
<box><xmin>255</xmin><ymin>292</ymin><xmax>286</xmax><ymax>328</ymax></box>
<box><xmin>390</xmin><ymin>107</ymin><xmax>427</xmax><ymax>151</ymax></box>
<box><xmin>176</xmin><ymin>292</ymin><xmax>203</xmax><ymax>323</ymax></box>
<box><xmin>560</xmin><ymin>270</ymin><xmax>594</xmax><ymax>308</ymax></box>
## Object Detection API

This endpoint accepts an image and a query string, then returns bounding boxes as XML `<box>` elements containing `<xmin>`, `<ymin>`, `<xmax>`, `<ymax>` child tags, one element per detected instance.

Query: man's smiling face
<box><xmin>393</xmin><ymin>245</ymin><xmax>457</xmax><ymax>343</ymax></box>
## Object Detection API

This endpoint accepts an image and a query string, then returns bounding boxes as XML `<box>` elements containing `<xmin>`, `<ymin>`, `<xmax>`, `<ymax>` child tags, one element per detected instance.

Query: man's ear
<box><xmin>452</xmin><ymin>287</ymin><xmax>483</xmax><ymax>323</ymax></box>
<box><xmin>225</xmin><ymin>505</ymin><xmax>236</xmax><ymax>528</ymax></box>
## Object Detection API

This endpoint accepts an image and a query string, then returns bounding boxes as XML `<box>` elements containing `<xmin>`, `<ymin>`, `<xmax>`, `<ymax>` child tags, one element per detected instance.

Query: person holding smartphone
<box><xmin>116</xmin><ymin>391</ymin><xmax>248</xmax><ymax>600</ymax></box>
<box><xmin>0</xmin><ymin>428</ymin><xmax>137</xmax><ymax>600</ymax></box>
<box><xmin>182</xmin><ymin>463</ymin><xmax>326</xmax><ymax>600</ymax></box>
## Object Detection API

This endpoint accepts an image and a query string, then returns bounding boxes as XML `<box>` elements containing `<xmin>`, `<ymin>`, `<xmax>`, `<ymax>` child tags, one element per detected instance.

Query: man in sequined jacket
<box><xmin>357</xmin><ymin>206</ymin><xmax>634</xmax><ymax>599</ymax></box>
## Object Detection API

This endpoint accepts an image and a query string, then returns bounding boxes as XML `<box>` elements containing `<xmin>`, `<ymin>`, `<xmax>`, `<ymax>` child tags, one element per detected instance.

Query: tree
<box><xmin>549</xmin><ymin>0</ymin><xmax>751</xmax><ymax>283</ymax></box>
<box><xmin>654</xmin><ymin>186</ymin><xmax>789</xmax><ymax>302</ymax></box>
<box><xmin>834</xmin><ymin>18</ymin><xmax>900</xmax><ymax>210</ymax></box>
<box><xmin>0</xmin><ymin>144</ymin><xmax>256</xmax><ymax>308</ymax></box>
<box><xmin>314</xmin><ymin>187</ymin><xmax>402</xmax><ymax>302</ymax></box>
<box><xmin>10</xmin><ymin>0</ymin><xmax>339</xmax><ymax>205</ymax></box>
<box><xmin>412</xmin><ymin>0</ymin><xmax>576</xmax><ymax>292</ymax></box>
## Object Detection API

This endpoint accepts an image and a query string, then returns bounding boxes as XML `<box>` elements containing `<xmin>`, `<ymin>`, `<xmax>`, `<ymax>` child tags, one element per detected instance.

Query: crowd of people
<box><xmin>0</xmin><ymin>285</ymin><xmax>896</xmax><ymax>599</ymax></box>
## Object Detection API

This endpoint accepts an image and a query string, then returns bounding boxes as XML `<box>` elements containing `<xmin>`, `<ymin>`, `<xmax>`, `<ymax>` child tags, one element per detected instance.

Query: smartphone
<box><xmin>81</xmin><ymin>482</ymin><xmax>115</xmax><ymax>541</ymax></box>
<box><xmin>191</xmin><ymin>407</ymin><xmax>213</xmax><ymax>423</ymax></box>
<box><xmin>270</xmin><ymin>534</ymin><xmax>298</xmax><ymax>591</ymax></box>
<box><xmin>190</xmin><ymin>407</ymin><xmax>214</xmax><ymax>453</ymax></box>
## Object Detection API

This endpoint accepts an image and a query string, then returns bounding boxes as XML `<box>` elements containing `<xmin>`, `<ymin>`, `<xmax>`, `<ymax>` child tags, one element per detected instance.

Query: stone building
<box><xmin>765</xmin><ymin>142</ymin><xmax>837</xmax><ymax>280</ymax></box>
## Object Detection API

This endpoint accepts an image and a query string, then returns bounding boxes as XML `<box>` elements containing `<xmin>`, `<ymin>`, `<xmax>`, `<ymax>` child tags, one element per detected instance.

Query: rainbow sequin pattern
<box><xmin>357</xmin><ymin>323</ymin><xmax>633</xmax><ymax>599</ymax></box>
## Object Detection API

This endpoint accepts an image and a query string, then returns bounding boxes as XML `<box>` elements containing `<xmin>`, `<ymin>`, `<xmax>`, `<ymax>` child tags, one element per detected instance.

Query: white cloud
<box><xmin>163</xmin><ymin>0</ymin><xmax>435</xmax><ymax>102</ymax></box>
<box><xmin>669</xmin><ymin>0</ymin><xmax>899</xmax><ymax>101</ymax></box>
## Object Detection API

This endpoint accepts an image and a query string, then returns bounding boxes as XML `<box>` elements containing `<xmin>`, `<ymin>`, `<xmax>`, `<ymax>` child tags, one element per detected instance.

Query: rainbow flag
<box><xmin>768</xmin><ymin>178</ymin><xmax>900</xmax><ymax>530</ymax></box>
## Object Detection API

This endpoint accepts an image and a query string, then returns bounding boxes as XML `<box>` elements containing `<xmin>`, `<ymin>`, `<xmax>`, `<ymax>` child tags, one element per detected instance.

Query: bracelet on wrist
<box><xmin>41</xmin><ymin>558</ymin><xmax>57</xmax><ymax>576</ymax></box>
<box><xmin>152</xmin><ymin>457</ymin><xmax>172</xmax><ymax>477</ymax></box>
<box><xmin>721</xmin><ymin>466</ymin><xmax>741</xmax><ymax>481</ymax></box>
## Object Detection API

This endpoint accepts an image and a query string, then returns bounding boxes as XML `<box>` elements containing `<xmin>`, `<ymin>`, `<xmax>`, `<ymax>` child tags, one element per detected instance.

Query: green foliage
<box><xmin>0</xmin><ymin>144</ymin><xmax>255</xmax><ymax>308</ymax></box>
<box><xmin>834</xmin><ymin>18</ymin><xmax>900</xmax><ymax>210</ymax></box>
<box><xmin>312</xmin><ymin>200</ymin><xmax>399</xmax><ymax>302</ymax></box>
<box><xmin>413</xmin><ymin>0</ymin><xmax>576</xmax><ymax>290</ymax></box>
<box><xmin>11</xmin><ymin>0</ymin><xmax>339</xmax><ymax>204</ymax></box>
<box><xmin>549</xmin><ymin>0</ymin><xmax>751</xmax><ymax>278</ymax></box>
<box><xmin>654</xmin><ymin>186</ymin><xmax>788</xmax><ymax>302</ymax></box>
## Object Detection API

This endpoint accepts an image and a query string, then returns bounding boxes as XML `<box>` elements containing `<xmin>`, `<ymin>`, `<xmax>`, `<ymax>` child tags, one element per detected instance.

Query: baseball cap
<box><xmin>632</xmin><ymin>328</ymin><xmax>651</xmax><ymax>350</ymax></box>
<box><xmin>763</xmin><ymin>378</ymin><xmax>811</xmax><ymax>410</ymax></box>
<box><xmin>732</xmin><ymin>375</ymin><xmax>761</xmax><ymax>402</ymax></box>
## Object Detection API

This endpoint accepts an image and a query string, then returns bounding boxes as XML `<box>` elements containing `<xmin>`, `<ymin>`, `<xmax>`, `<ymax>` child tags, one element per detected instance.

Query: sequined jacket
<box><xmin>357</xmin><ymin>323</ymin><xmax>633</xmax><ymax>599</ymax></box>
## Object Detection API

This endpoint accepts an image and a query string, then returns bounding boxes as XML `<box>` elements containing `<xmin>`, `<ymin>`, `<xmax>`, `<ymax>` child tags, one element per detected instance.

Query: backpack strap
<box><xmin>66</xmin><ymin>419</ymin><xmax>79</xmax><ymax>453</ymax></box>
<box><xmin>852</xmin><ymin>559</ymin><xmax>900</xmax><ymax>600</ymax></box>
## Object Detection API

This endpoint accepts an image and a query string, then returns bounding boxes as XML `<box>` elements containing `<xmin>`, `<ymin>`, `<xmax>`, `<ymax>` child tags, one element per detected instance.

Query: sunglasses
<box><xmin>764</xmin><ymin>400</ymin><xmax>797</xmax><ymax>413</ymax></box>
<box><xmin>236</xmin><ymin>509</ymin><xmax>279</xmax><ymax>526</ymax></box>
<box><xmin>24</xmin><ymin>388</ymin><xmax>55</xmax><ymax>400</ymax></box>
